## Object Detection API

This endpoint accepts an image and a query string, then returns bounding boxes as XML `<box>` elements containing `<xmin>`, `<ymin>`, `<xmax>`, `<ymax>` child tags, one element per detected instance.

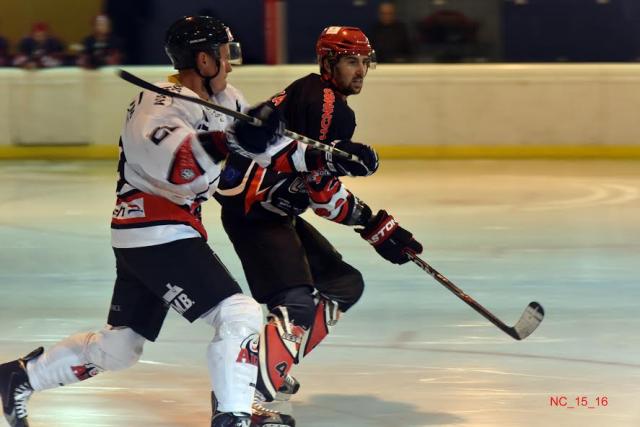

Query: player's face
<box><xmin>202</xmin><ymin>44</ymin><xmax>234</xmax><ymax>94</ymax></box>
<box><xmin>333</xmin><ymin>54</ymin><xmax>370</xmax><ymax>95</ymax></box>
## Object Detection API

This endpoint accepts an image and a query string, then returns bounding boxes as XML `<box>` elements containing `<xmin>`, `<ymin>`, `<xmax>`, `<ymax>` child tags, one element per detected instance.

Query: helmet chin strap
<box><xmin>196</xmin><ymin>58</ymin><xmax>222</xmax><ymax>97</ymax></box>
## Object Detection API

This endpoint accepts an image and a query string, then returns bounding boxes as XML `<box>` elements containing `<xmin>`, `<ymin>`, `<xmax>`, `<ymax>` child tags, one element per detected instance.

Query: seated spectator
<box><xmin>13</xmin><ymin>22</ymin><xmax>65</xmax><ymax>69</ymax></box>
<box><xmin>0</xmin><ymin>36</ymin><xmax>10</xmax><ymax>67</ymax></box>
<box><xmin>370</xmin><ymin>2</ymin><xmax>412</xmax><ymax>63</ymax></box>
<box><xmin>77</xmin><ymin>14</ymin><xmax>123</xmax><ymax>69</ymax></box>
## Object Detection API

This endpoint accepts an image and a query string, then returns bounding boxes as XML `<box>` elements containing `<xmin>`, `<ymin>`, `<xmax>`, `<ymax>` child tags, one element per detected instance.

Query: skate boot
<box><xmin>211</xmin><ymin>411</ymin><xmax>252</xmax><ymax>427</ymax></box>
<box><xmin>0</xmin><ymin>347</ymin><xmax>44</xmax><ymax>427</ymax></box>
<box><xmin>275</xmin><ymin>374</ymin><xmax>300</xmax><ymax>401</ymax></box>
<box><xmin>252</xmin><ymin>390</ymin><xmax>296</xmax><ymax>427</ymax></box>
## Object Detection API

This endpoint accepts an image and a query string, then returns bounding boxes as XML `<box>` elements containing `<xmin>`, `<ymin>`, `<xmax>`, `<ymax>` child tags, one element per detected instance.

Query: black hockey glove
<box><xmin>232</xmin><ymin>102</ymin><xmax>285</xmax><ymax>153</ymax></box>
<box><xmin>197</xmin><ymin>130</ymin><xmax>229</xmax><ymax>162</ymax></box>
<box><xmin>325</xmin><ymin>140</ymin><xmax>379</xmax><ymax>177</ymax></box>
<box><xmin>264</xmin><ymin>175</ymin><xmax>310</xmax><ymax>216</ymax></box>
<box><xmin>357</xmin><ymin>210</ymin><xmax>423</xmax><ymax>265</ymax></box>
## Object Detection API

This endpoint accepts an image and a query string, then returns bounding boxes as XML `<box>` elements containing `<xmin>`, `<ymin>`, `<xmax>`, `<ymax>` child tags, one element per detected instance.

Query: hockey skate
<box><xmin>211</xmin><ymin>411</ymin><xmax>253</xmax><ymax>427</ymax></box>
<box><xmin>211</xmin><ymin>390</ymin><xmax>294</xmax><ymax>427</ymax></box>
<box><xmin>251</xmin><ymin>391</ymin><xmax>296</xmax><ymax>427</ymax></box>
<box><xmin>256</xmin><ymin>372</ymin><xmax>300</xmax><ymax>403</ymax></box>
<box><xmin>275</xmin><ymin>374</ymin><xmax>300</xmax><ymax>401</ymax></box>
<box><xmin>0</xmin><ymin>347</ymin><xmax>43</xmax><ymax>427</ymax></box>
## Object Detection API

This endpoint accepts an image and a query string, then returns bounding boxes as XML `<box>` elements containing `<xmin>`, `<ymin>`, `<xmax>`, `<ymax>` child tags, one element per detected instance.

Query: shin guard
<box><xmin>298</xmin><ymin>297</ymin><xmax>339</xmax><ymax>362</ymax></box>
<box><xmin>256</xmin><ymin>307</ymin><xmax>304</xmax><ymax>401</ymax></box>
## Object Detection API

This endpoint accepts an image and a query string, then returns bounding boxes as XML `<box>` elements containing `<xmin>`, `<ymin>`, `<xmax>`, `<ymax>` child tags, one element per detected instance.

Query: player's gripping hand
<box><xmin>325</xmin><ymin>140</ymin><xmax>379</xmax><ymax>177</ymax></box>
<box><xmin>357</xmin><ymin>210</ymin><xmax>423</xmax><ymax>265</ymax></box>
<box><xmin>232</xmin><ymin>102</ymin><xmax>285</xmax><ymax>153</ymax></box>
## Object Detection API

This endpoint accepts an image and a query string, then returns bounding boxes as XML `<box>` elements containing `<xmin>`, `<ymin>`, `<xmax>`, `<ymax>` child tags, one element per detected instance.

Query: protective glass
<box><xmin>228</xmin><ymin>42</ymin><xmax>242</xmax><ymax>65</ymax></box>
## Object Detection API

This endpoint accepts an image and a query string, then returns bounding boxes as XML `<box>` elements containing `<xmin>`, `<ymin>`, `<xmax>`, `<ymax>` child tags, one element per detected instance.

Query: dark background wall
<box><xmin>395</xmin><ymin>0</ymin><xmax>503</xmax><ymax>62</ymax></box>
<box><xmin>138</xmin><ymin>0</ymin><xmax>381</xmax><ymax>64</ymax></box>
<box><xmin>502</xmin><ymin>0</ymin><xmax>640</xmax><ymax>62</ymax></box>
<box><xmin>129</xmin><ymin>0</ymin><xmax>265</xmax><ymax>64</ymax></box>
<box><xmin>5</xmin><ymin>0</ymin><xmax>640</xmax><ymax>64</ymax></box>
<box><xmin>286</xmin><ymin>0</ymin><xmax>380</xmax><ymax>63</ymax></box>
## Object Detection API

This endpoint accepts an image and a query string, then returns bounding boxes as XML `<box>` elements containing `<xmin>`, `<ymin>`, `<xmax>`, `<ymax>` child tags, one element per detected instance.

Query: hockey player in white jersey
<box><xmin>0</xmin><ymin>16</ymin><xmax>294</xmax><ymax>427</ymax></box>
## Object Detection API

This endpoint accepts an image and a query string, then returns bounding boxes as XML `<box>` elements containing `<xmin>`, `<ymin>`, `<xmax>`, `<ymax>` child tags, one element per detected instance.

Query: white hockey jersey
<box><xmin>111</xmin><ymin>79</ymin><xmax>248</xmax><ymax>248</ymax></box>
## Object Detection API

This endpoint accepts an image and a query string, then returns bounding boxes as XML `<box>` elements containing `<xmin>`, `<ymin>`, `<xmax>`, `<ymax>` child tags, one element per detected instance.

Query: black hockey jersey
<box><xmin>216</xmin><ymin>73</ymin><xmax>360</xmax><ymax>223</ymax></box>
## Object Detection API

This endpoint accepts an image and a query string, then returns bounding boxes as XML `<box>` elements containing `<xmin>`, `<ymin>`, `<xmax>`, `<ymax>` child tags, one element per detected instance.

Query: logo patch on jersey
<box><xmin>288</xmin><ymin>176</ymin><xmax>306</xmax><ymax>193</ymax></box>
<box><xmin>180</xmin><ymin>168</ymin><xmax>196</xmax><ymax>180</ymax></box>
<box><xmin>163</xmin><ymin>283</ymin><xmax>195</xmax><ymax>314</ymax></box>
<box><xmin>319</xmin><ymin>89</ymin><xmax>335</xmax><ymax>141</ymax></box>
<box><xmin>271</xmin><ymin>91</ymin><xmax>287</xmax><ymax>107</ymax></box>
<box><xmin>72</xmin><ymin>363</ymin><xmax>102</xmax><ymax>381</ymax></box>
<box><xmin>236</xmin><ymin>334</ymin><xmax>259</xmax><ymax>367</ymax></box>
<box><xmin>221</xmin><ymin>165</ymin><xmax>242</xmax><ymax>185</ymax></box>
<box><xmin>112</xmin><ymin>198</ymin><xmax>145</xmax><ymax>219</ymax></box>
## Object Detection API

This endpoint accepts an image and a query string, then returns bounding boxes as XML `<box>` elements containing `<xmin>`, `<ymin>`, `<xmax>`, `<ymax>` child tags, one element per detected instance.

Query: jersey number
<box><xmin>150</xmin><ymin>126</ymin><xmax>178</xmax><ymax>145</ymax></box>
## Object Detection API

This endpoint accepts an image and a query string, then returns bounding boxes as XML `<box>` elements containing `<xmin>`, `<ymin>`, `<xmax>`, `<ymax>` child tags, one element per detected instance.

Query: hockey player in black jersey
<box><xmin>216</xmin><ymin>26</ymin><xmax>423</xmax><ymax>404</ymax></box>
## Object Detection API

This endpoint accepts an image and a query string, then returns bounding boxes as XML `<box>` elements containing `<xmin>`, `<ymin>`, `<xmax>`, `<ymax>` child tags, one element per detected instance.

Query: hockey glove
<box><xmin>358</xmin><ymin>210</ymin><xmax>423</xmax><ymax>265</ymax></box>
<box><xmin>197</xmin><ymin>130</ymin><xmax>229</xmax><ymax>162</ymax></box>
<box><xmin>325</xmin><ymin>140</ymin><xmax>379</xmax><ymax>177</ymax></box>
<box><xmin>232</xmin><ymin>102</ymin><xmax>285</xmax><ymax>154</ymax></box>
<box><xmin>263</xmin><ymin>175</ymin><xmax>310</xmax><ymax>216</ymax></box>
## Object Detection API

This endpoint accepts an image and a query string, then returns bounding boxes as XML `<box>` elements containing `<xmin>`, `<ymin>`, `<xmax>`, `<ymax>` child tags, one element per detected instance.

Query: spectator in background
<box><xmin>13</xmin><ymin>22</ymin><xmax>65</xmax><ymax>69</ymax></box>
<box><xmin>370</xmin><ymin>2</ymin><xmax>412</xmax><ymax>63</ymax></box>
<box><xmin>77</xmin><ymin>14</ymin><xmax>123</xmax><ymax>68</ymax></box>
<box><xmin>0</xmin><ymin>35</ymin><xmax>10</xmax><ymax>66</ymax></box>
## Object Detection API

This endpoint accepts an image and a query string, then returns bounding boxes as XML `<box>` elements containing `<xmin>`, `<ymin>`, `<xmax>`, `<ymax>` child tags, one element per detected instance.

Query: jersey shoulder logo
<box><xmin>271</xmin><ymin>91</ymin><xmax>287</xmax><ymax>107</ymax></box>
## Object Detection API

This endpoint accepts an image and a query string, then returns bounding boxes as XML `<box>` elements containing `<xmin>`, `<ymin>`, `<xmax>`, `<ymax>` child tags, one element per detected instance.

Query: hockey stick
<box><xmin>117</xmin><ymin>69</ymin><xmax>357</xmax><ymax>161</ymax></box>
<box><xmin>406</xmin><ymin>252</ymin><xmax>544</xmax><ymax>340</ymax></box>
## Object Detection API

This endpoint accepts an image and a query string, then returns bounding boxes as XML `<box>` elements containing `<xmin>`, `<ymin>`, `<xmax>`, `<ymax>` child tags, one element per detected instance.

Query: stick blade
<box><xmin>511</xmin><ymin>302</ymin><xmax>545</xmax><ymax>340</ymax></box>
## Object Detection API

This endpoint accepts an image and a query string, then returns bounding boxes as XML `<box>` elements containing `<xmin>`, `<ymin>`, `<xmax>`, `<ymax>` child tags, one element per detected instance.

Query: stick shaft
<box><xmin>117</xmin><ymin>69</ymin><xmax>356</xmax><ymax>160</ymax></box>
<box><xmin>407</xmin><ymin>252</ymin><xmax>521</xmax><ymax>339</ymax></box>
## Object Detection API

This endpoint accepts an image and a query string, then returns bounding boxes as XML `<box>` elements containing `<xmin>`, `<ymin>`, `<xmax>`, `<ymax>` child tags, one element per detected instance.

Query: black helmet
<box><xmin>165</xmin><ymin>16</ymin><xmax>241</xmax><ymax>70</ymax></box>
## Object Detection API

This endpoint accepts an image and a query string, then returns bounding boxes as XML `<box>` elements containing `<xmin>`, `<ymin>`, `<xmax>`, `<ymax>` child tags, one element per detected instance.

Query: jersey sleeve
<box><xmin>121</xmin><ymin>89</ymin><xmax>218</xmax><ymax>200</ymax></box>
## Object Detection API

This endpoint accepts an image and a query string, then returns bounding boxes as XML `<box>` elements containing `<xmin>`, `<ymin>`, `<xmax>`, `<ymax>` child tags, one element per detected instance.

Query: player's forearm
<box><xmin>306</xmin><ymin>174</ymin><xmax>372</xmax><ymax>226</ymax></box>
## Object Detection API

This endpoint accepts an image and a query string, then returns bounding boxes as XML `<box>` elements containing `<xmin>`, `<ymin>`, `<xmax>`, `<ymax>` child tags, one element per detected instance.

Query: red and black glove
<box><xmin>358</xmin><ymin>210</ymin><xmax>423</xmax><ymax>265</ymax></box>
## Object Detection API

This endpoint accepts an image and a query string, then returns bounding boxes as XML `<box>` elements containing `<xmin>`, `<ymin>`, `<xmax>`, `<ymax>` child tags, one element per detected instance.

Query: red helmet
<box><xmin>316</xmin><ymin>26</ymin><xmax>376</xmax><ymax>66</ymax></box>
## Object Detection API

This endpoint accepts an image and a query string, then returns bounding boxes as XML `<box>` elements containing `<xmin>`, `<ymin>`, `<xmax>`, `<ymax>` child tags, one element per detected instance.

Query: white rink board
<box><xmin>3</xmin><ymin>64</ymin><xmax>640</xmax><ymax>149</ymax></box>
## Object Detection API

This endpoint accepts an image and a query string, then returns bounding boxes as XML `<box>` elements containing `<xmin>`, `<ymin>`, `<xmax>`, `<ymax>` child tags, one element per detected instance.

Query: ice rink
<box><xmin>0</xmin><ymin>159</ymin><xmax>638</xmax><ymax>427</ymax></box>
